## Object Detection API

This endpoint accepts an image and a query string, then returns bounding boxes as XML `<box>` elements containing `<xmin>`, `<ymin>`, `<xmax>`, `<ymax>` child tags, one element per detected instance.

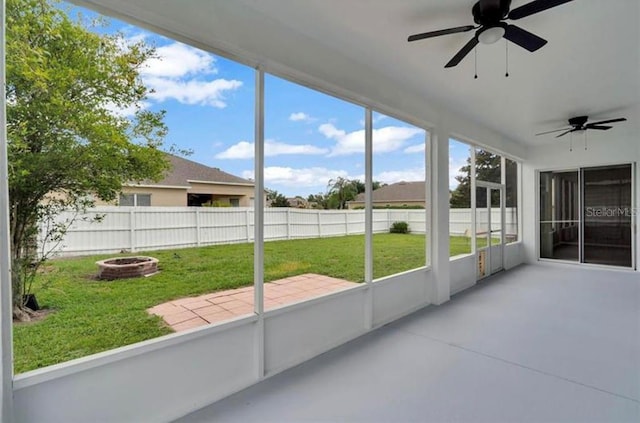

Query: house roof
<box><xmin>352</xmin><ymin>181</ymin><xmax>425</xmax><ymax>204</ymax></box>
<box><xmin>142</xmin><ymin>154</ymin><xmax>253</xmax><ymax>187</ymax></box>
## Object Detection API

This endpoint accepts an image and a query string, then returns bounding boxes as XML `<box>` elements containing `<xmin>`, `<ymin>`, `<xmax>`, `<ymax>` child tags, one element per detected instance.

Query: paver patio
<box><xmin>147</xmin><ymin>273</ymin><xmax>359</xmax><ymax>332</ymax></box>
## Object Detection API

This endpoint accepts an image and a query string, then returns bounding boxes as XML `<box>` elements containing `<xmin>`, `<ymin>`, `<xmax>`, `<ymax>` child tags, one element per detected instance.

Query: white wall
<box><xmin>14</xmin><ymin>319</ymin><xmax>259</xmax><ymax>423</ymax></box>
<box><xmin>450</xmin><ymin>254</ymin><xmax>476</xmax><ymax>296</ymax></box>
<box><xmin>521</xmin><ymin>133</ymin><xmax>638</xmax><ymax>268</ymax></box>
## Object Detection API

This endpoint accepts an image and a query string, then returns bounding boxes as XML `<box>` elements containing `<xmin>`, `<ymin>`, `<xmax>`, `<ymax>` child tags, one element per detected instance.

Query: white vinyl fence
<box><xmin>43</xmin><ymin>207</ymin><xmax>516</xmax><ymax>257</ymax></box>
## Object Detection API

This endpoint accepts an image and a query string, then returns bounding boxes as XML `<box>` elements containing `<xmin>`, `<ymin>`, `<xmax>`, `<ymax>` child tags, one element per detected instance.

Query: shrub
<box><xmin>203</xmin><ymin>200</ymin><xmax>231</xmax><ymax>207</ymax></box>
<box><xmin>390</xmin><ymin>221</ymin><xmax>409</xmax><ymax>234</ymax></box>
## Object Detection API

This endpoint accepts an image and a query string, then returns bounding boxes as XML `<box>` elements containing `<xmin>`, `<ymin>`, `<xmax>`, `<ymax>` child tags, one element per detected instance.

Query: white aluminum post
<box><xmin>253</xmin><ymin>68</ymin><xmax>265</xmax><ymax>379</ymax></box>
<box><xmin>501</xmin><ymin>156</ymin><xmax>506</xmax><ymax>246</ymax></box>
<box><xmin>487</xmin><ymin>187</ymin><xmax>492</xmax><ymax>274</ymax></box>
<box><xmin>364</xmin><ymin>108</ymin><xmax>373</xmax><ymax>329</ymax></box>
<box><xmin>425</xmin><ymin>131</ymin><xmax>431</xmax><ymax>269</ymax></box>
<box><xmin>470</xmin><ymin>147</ymin><xmax>477</xmax><ymax>254</ymax></box>
<box><xmin>431</xmin><ymin>127</ymin><xmax>450</xmax><ymax>304</ymax></box>
<box><xmin>0</xmin><ymin>0</ymin><xmax>14</xmax><ymax>419</ymax></box>
<box><xmin>517</xmin><ymin>161</ymin><xmax>523</xmax><ymax>243</ymax></box>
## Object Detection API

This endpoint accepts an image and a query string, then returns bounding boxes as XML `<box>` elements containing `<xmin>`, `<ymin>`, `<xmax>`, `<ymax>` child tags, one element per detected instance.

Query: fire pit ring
<box><xmin>96</xmin><ymin>256</ymin><xmax>159</xmax><ymax>280</ymax></box>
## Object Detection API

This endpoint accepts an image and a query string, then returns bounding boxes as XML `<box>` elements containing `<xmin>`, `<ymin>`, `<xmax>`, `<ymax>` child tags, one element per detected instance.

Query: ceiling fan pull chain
<box><xmin>584</xmin><ymin>131</ymin><xmax>588</xmax><ymax>150</ymax></box>
<box><xmin>474</xmin><ymin>47</ymin><xmax>478</xmax><ymax>79</ymax></box>
<box><xmin>505</xmin><ymin>41</ymin><xmax>509</xmax><ymax>77</ymax></box>
<box><xmin>569</xmin><ymin>133</ymin><xmax>573</xmax><ymax>152</ymax></box>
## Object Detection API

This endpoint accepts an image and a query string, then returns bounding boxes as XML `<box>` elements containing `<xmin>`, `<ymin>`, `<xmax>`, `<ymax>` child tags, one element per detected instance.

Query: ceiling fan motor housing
<box><xmin>569</xmin><ymin>116</ymin><xmax>589</xmax><ymax>128</ymax></box>
<box><xmin>474</xmin><ymin>0</ymin><xmax>512</xmax><ymax>25</ymax></box>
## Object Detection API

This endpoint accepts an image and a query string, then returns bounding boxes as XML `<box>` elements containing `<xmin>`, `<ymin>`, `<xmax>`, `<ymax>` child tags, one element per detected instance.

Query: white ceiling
<box><xmin>78</xmin><ymin>0</ymin><xmax>639</xmax><ymax>148</ymax></box>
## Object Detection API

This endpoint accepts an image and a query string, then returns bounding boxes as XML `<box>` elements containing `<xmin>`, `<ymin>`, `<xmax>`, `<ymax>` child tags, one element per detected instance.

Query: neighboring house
<box><xmin>287</xmin><ymin>197</ymin><xmax>309</xmax><ymax>208</ymax></box>
<box><xmin>347</xmin><ymin>181</ymin><xmax>426</xmax><ymax>209</ymax></box>
<box><xmin>99</xmin><ymin>154</ymin><xmax>258</xmax><ymax>207</ymax></box>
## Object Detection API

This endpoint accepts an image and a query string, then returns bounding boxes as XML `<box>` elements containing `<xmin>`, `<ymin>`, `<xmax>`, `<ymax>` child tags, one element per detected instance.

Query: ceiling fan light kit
<box><xmin>478</xmin><ymin>26</ymin><xmax>505</xmax><ymax>44</ymax></box>
<box><xmin>407</xmin><ymin>0</ymin><xmax>575</xmax><ymax>69</ymax></box>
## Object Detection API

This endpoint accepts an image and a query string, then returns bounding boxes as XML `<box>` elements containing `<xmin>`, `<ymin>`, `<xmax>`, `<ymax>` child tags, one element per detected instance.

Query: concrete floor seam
<box><xmin>399</xmin><ymin>327</ymin><xmax>640</xmax><ymax>405</ymax></box>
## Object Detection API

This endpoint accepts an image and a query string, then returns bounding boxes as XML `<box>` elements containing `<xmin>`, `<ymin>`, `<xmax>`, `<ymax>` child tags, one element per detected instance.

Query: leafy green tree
<box><xmin>7</xmin><ymin>0</ymin><xmax>170</xmax><ymax>319</ymax></box>
<box><xmin>347</xmin><ymin>179</ymin><xmax>385</xmax><ymax>195</ymax></box>
<box><xmin>327</xmin><ymin>177</ymin><xmax>357</xmax><ymax>209</ymax></box>
<box><xmin>449</xmin><ymin>150</ymin><xmax>516</xmax><ymax>208</ymax></box>
<box><xmin>266</xmin><ymin>189</ymin><xmax>290</xmax><ymax>207</ymax></box>
<box><xmin>307</xmin><ymin>193</ymin><xmax>328</xmax><ymax>209</ymax></box>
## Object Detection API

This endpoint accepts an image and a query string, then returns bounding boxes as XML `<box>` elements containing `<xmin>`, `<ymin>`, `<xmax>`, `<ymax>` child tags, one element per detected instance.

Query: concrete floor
<box><xmin>176</xmin><ymin>264</ymin><xmax>640</xmax><ymax>423</ymax></box>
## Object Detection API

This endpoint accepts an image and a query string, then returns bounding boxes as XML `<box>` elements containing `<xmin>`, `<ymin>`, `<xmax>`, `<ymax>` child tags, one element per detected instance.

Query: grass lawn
<box><xmin>14</xmin><ymin>234</ymin><xmax>472</xmax><ymax>374</ymax></box>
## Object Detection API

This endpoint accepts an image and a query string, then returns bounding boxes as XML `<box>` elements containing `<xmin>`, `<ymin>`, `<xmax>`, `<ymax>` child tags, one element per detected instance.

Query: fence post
<box><xmin>343</xmin><ymin>210</ymin><xmax>348</xmax><ymax>236</ymax></box>
<box><xmin>387</xmin><ymin>209</ymin><xmax>391</xmax><ymax>231</ymax></box>
<box><xmin>195</xmin><ymin>209</ymin><xmax>201</xmax><ymax>246</ymax></box>
<box><xmin>286</xmin><ymin>208</ymin><xmax>291</xmax><ymax>240</ymax></box>
<box><xmin>317</xmin><ymin>210</ymin><xmax>322</xmax><ymax>237</ymax></box>
<box><xmin>246</xmin><ymin>209</ymin><xmax>252</xmax><ymax>242</ymax></box>
<box><xmin>129</xmin><ymin>209</ymin><xmax>136</xmax><ymax>253</ymax></box>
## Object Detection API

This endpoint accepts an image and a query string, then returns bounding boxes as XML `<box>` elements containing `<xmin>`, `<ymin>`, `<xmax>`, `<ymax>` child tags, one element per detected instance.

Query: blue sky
<box><xmin>75</xmin><ymin>5</ymin><xmax>467</xmax><ymax>197</ymax></box>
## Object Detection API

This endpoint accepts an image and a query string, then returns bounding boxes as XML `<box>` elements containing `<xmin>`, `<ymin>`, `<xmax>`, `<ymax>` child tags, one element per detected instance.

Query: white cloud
<box><xmin>404</xmin><ymin>143</ymin><xmax>425</xmax><ymax>154</ymax></box>
<box><xmin>215</xmin><ymin>140</ymin><xmax>329</xmax><ymax>159</ymax></box>
<box><xmin>118</xmin><ymin>38</ymin><xmax>244</xmax><ymax>108</ymax></box>
<box><xmin>141</xmin><ymin>43</ymin><xmax>217</xmax><ymax>78</ymax></box>
<box><xmin>319</xmin><ymin>123</ymin><xmax>424</xmax><ymax>156</ymax></box>
<box><xmin>289</xmin><ymin>112</ymin><xmax>315</xmax><ymax>123</ymax></box>
<box><xmin>242</xmin><ymin>167</ymin><xmax>350</xmax><ymax>188</ymax></box>
<box><xmin>145</xmin><ymin>77</ymin><xmax>242</xmax><ymax>107</ymax></box>
<box><xmin>359</xmin><ymin>113</ymin><xmax>388</xmax><ymax>127</ymax></box>
<box><xmin>449</xmin><ymin>155</ymin><xmax>469</xmax><ymax>190</ymax></box>
<box><xmin>104</xmin><ymin>100</ymin><xmax>151</xmax><ymax>118</ymax></box>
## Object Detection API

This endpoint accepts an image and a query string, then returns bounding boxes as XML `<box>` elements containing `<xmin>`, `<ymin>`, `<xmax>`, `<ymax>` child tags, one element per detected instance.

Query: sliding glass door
<box><xmin>539</xmin><ymin>164</ymin><xmax>634</xmax><ymax>268</ymax></box>
<box><xmin>582</xmin><ymin>165</ymin><xmax>632</xmax><ymax>267</ymax></box>
<box><xmin>539</xmin><ymin>170</ymin><xmax>580</xmax><ymax>261</ymax></box>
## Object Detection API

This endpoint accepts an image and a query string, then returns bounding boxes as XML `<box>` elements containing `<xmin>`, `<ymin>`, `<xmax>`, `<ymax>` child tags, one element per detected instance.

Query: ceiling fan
<box><xmin>407</xmin><ymin>0</ymin><xmax>574</xmax><ymax>68</ymax></box>
<box><xmin>536</xmin><ymin>116</ymin><xmax>628</xmax><ymax>138</ymax></box>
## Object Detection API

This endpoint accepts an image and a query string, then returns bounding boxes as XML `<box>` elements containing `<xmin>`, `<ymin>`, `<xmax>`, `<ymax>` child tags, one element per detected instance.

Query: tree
<box><xmin>323</xmin><ymin>178</ymin><xmax>386</xmax><ymax>209</ymax></box>
<box><xmin>266</xmin><ymin>189</ymin><xmax>290</xmax><ymax>207</ymax></box>
<box><xmin>449</xmin><ymin>150</ymin><xmax>516</xmax><ymax>208</ymax></box>
<box><xmin>307</xmin><ymin>193</ymin><xmax>328</xmax><ymax>209</ymax></box>
<box><xmin>6</xmin><ymin>0</ymin><xmax>170</xmax><ymax>319</ymax></box>
<box><xmin>326</xmin><ymin>177</ymin><xmax>358</xmax><ymax>210</ymax></box>
<box><xmin>345</xmin><ymin>179</ymin><xmax>385</xmax><ymax>196</ymax></box>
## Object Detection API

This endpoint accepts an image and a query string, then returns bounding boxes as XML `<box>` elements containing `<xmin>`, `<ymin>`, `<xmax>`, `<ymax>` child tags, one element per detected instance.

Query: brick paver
<box><xmin>147</xmin><ymin>274</ymin><xmax>359</xmax><ymax>332</ymax></box>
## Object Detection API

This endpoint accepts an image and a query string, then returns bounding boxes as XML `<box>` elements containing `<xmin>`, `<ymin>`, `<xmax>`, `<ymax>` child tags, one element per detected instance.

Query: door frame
<box><xmin>536</xmin><ymin>163</ymin><xmax>636</xmax><ymax>270</ymax></box>
<box><xmin>476</xmin><ymin>181</ymin><xmax>505</xmax><ymax>280</ymax></box>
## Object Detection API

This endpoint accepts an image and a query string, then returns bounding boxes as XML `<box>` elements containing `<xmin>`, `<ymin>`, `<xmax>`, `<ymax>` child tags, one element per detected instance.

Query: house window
<box><xmin>230</xmin><ymin>198</ymin><xmax>240</xmax><ymax>207</ymax></box>
<box><xmin>119</xmin><ymin>193</ymin><xmax>151</xmax><ymax>207</ymax></box>
<box><xmin>136</xmin><ymin>194</ymin><xmax>151</xmax><ymax>207</ymax></box>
